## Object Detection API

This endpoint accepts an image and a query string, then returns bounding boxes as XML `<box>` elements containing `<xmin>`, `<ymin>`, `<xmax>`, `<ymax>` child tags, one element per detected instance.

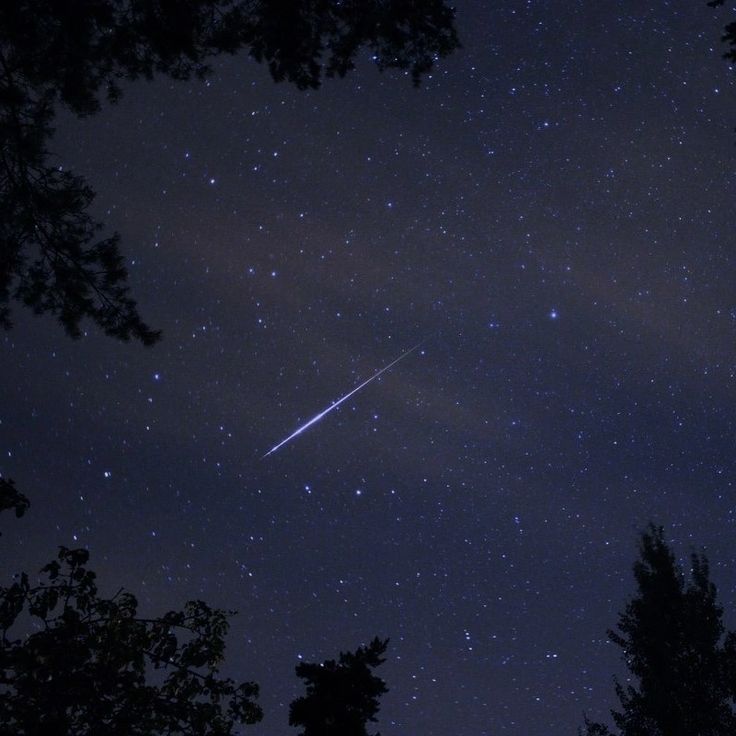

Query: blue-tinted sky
<box><xmin>3</xmin><ymin>2</ymin><xmax>736</xmax><ymax>734</ymax></box>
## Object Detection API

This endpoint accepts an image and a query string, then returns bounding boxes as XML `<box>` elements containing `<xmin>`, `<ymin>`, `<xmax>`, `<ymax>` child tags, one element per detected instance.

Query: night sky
<box><xmin>3</xmin><ymin>2</ymin><xmax>736</xmax><ymax>734</ymax></box>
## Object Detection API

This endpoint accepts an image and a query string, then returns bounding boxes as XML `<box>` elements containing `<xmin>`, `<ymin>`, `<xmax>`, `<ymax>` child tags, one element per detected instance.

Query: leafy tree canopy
<box><xmin>0</xmin><ymin>0</ymin><xmax>459</xmax><ymax>344</ymax></box>
<box><xmin>0</xmin><ymin>544</ymin><xmax>262</xmax><ymax>735</ymax></box>
<box><xmin>289</xmin><ymin>636</ymin><xmax>389</xmax><ymax>736</ymax></box>
<box><xmin>583</xmin><ymin>524</ymin><xmax>736</xmax><ymax>736</ymax></box>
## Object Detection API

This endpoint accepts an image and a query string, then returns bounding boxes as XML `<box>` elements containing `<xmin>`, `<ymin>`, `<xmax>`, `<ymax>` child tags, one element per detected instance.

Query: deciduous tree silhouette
<box><xmin>0</xmin><ymin>1</ymin><xmax>459</xmax><ymax>343</ymax></box>
<box><xmin>289</xmin><ymin>637</ymin><xmax>389</xmax><ymax>736</ymax></box>
<box><xmin>0</xmin><ymin>544</ymin><xmax>262</xmax><ymax>735</ymax></box>
<box><xmin>582</xmin><ymin>524</ymin><xmax>736</xmax><ymax>736</ymax></box>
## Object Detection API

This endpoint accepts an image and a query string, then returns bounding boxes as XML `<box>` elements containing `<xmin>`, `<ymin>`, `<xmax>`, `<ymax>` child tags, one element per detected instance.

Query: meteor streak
<box><xmin>262</xmin><ymin>343</ymin><xmax>422</xmax><ymax>458</ymax></box>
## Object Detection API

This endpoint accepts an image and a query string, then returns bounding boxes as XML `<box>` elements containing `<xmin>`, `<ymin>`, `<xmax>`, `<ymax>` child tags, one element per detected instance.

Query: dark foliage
<box><xmin>0</xmin><ymin>478</ymin><xmax>29</xmax><ymax>518</ymax></box>
<box><xmin>709</xmin><ymin>1</ymin><xmax>736</xmax><ymax>66</ymax></box>
<box><xmin>0</xmin><ymin>1</ymin><xmax>459</xmax><ymax>343</ymax></box>
<box><xmin>289</xmin><ymin>636</ymin><xmax>389</xmax><ymax>736</ymax></box>
<box><xmin>0</xmin><ymin>479</ymin><xmax>30</xmax><ymax>533</ymax></box>
<box><xmin>0</xmin><ymin>90</ymin><xmax>161</xmax><ymax>344</ymax></box>
<box><xmin>0</xmin><ymin>545</ymin><xmax>262</xmax><ymax>735</ymax></box>
<box><xmin>582</xmin><ymin>524</ymin><xmax>736</xmax><ymax>736</ymax></box>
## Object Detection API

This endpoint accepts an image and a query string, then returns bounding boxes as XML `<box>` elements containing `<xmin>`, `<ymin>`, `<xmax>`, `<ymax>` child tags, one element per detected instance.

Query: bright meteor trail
<box><xmin>262</xmin><ymin>343</ymin><xmax>422</xmax><ymax>458</ymax></box>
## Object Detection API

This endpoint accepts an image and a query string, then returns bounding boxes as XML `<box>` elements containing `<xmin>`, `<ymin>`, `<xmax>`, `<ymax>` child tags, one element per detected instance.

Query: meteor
<box><xmin>262</xmin><ymin>343</ymin><xmax>422</xmax><ymax>458</ymax></box>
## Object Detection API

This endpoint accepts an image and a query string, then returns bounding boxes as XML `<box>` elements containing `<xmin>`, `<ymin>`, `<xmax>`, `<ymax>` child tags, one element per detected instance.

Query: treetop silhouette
<box><xmin>289</xmin><ymin>636</ymin><xmax>389</xmax><ymax>736</ymax></box>
<box><xmin>0</xmin><ymin>543</ymin><xmax>262</xmax><ymax>735</ymax></box>
<box><xmin>0</xmin><ymin>478</ymin><xmax>30</xmax><ymax>527</ymax></box>
<box><xmin>583</xmin><ymin>524</ymin><xmax>736</xmax><ymax>736</ymax></box>
<box><xmin>709</xmin><ymin>1</ymin><xmax>736</xmax><ymax>64</ymax></box>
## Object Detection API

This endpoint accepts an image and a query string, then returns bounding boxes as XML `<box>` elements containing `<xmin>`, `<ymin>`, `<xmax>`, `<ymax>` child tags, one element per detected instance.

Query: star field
<box><xmin>3</xmin><ymin>2</ymin><xmax>736</xmax><ymax>734</ymax></box>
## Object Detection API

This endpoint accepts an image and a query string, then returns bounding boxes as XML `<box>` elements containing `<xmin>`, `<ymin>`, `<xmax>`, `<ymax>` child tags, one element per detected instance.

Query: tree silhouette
<box><xmin>0</xmin><ymin>1</ymin><xmax>460</xmax><ymax>343</ymax></box>
<box><xmin>582</xmin><ymin>524</ymin><xmax>736</xmax><ymax>736</ymax></box>
<box><xmin>0</xmin><ymin>478</ymin><xmax>30</xmax><ymax>528</ymax></box>
<box><xmin>289</xmin><ymin>637</ymin><xmax>389</xmax><ymax>736</ymax></box>
<box><xmin>709</xmin><ymin>1</ymin><xmax>736</xmax><ymax>65</ymax></box>
<box><xmin>0</xmin><ymin>544</ymin><xmax>262</xmax><ymax>735</ymax></box>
